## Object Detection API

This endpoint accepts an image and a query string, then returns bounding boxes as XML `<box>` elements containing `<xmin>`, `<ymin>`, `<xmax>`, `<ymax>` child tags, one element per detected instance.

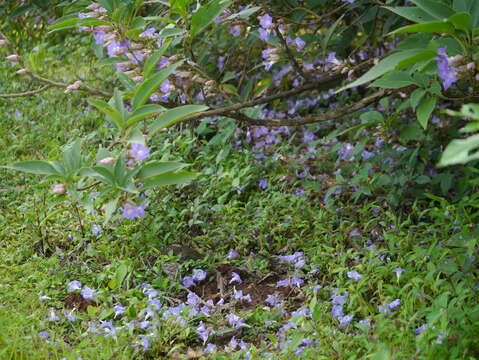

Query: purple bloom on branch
<box><xmin>81</xmin><ymin>286</ymin><xmax>96</xmax><ymax>300</ymax></box>
<box><xmin>347</xmin><ymin>270</ymin><xmax>363</xmax><ymax>281</ymax></box>
<box><xmin>129</xmin><ymin>143</ymin><xmax>150</xmax><ymax>161</ymax></box>
<box><xmin>192</xmin><ymin>269</ymin><xmax>207</xmax><ymax>282</ymax></box>
<box><xmin>435</xmin><ymin>47</ymin><xmax>458</xmax><ymax>90</ymax></box>
<box><xmin>122</xmin><ymin>204</ymin><xmax>146</xmax><ymax>219</ymax></box>
<box><xmin>259</xmin><ymin>13</ymin><xmax>273</xmax><ymax>29</ymax></box>
<box><xmin>67</xmin><ymin>280</ymin><xmax>82</xmax><ymax>292</ymax></box>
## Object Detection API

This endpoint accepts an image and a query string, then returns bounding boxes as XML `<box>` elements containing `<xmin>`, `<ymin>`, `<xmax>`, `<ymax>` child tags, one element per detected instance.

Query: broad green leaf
<box><xmin>322</xmin><ymin>14</ymin><xmax>345</xmax><ymax>55</ymax></box>
<box><xmin>337</xmin><ymin>49</ymin><xmax>422</xmax><ymax>92</ymax></box>
<box><xmin>111</xmin><ymin>88</ymin><xmax>127</xmax><ymax>123</ymax></box>
<box><xmin>390</xmin><ymin>21</ymin><xmax>456</xmax><ymax>36</ymax></box>
<box><xmin>170</xmin><ymin>0</ymin><xmax>192</xmax><ymax>16</ymax></box>
<box><xmin>103</xmin><ymin>196</ymin><xmax>119</xmax><ymax>224</ymax></box>
<box><xmin>396</xmin><ymin>50</ymin><xmax>437</xmax><ymax>69</ymax></box>
<box><xmin>143</xmin><ymin>16</ymin><xmax>176</xmax><ymax>24</ymax></box>
<box><xmin>438</xmin><ymin>134</ymin><xmax>479</xmax><ymax>166</ymax></box>
<box><xmin>371</xmin><ymin>71</ymin><xmax>415</xmax><ymax>89</ymax></box>
<box><xmin>113</xmin><ymin>155</ymin><xmax>128</xmax><ymax>187</ymax></box>
<box><xmin>142</xmin><ymin>170</ymin><xmax>197</xmax><ymax>189</ymax></box>
<box><xmin>87</xmin><ymin>99</ymin><xmax>124</xmax><ymax>129</ymax></box>
<box><xmin>444</xmin><ymin>104</ymin><xmax>479</xmax><ymax>120</ymax></box>
<box><xmin>416</xmin><ymin>96</ymin><xmax>437</xmax><ymax>130</ymax></box>
<box><xmin>191</xmin><ymin>0</ymin><xmax>232</xmax><ymax>38</ymax></box>
<box><xmin>384</xmin><ymin>6</ymin><xmax>437</xmax><ymax>23</ymax></box>
<box><xmin>223</xmin><ymin>6</ymin><xmax>260</xmax><ymax>20</ymax></box>
<box><xmin>150</xmin><ymin>105</ymin><xmax>209</xmax><ymax>133</ymax></box>
<box><xmin>127</xmin><ymin>104</ymin><xmax>165</xmax><ymax>126</ymax></box>
<box><xmin>62</xmin><ymin>139</ymin><xmax>83</xmax><ymax>177</ymax></box>
<box><xmin>116</xmin><ymin>72</ymin><xmax>136</xmax><ymax>91</ymax></box>
<box><xmin>47</xmin><ymin>15</ymin><xmax>79</xmax><ymax>32</ymax></box>
<box><xmin>127</xmin><ymin>127</ymin><xmax>146</xmax><ymax>145</ymax></box>
<box><xmin>143</xmin><ymin>39</ymin><xmax>172</xmax><ymax>78</ymax></box>
<box><xmin>448</xmin><ymin>12</ymin><xmax>472</xmax><ymax>32</ymax></box>
<box><xmin>83</xmin><ymin>166</ymin><xmax>116</xmax><ymax>185</ymax></box>
<box><xmin>79</xmin><ymin>18</ymin><xmax>111</xmax><ymax>27</ymax></box>
<box><xmin>409</xmin><ymin>0</ymin><xmax>455</xmax><ymax>20</ymax></box>
<box><xmin>137</xmin><ymin>161</ymin><xmax>189</xmax><ymax>179</ymax></box>
<box><xmin>410</xmin><ymin>88</ymin><xmax>426</xmax><ymax>109</ymax></box>
<box><xmin>4</xmin><ymin>160</ymin><xmax>61</xmax><ymax>176</ymax></box>
<box><xmin>158</xmin><ymin>27</ymin><xmax>185</xmax><ymax>38</ymax></box>
<box><xmin>132</xmin><ymin>61</ymin><xmax>183</xmax><ymax>110</ymax></box>
<box><xmin>460</xmin><ymin>122</ymin><xmax>479</xmax><ymax>133</ymax></box>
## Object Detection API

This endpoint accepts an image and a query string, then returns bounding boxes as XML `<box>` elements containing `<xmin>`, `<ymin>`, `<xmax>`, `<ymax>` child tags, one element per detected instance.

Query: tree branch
<box><xmin>0</xmin><ymin>85</ymin><xmax>52</xmax><ymax>98</ymax></box>
<box><xmin>223</xmin><ymin>89</ymin><xmax>389</xmax><ymax>126</ymax></box>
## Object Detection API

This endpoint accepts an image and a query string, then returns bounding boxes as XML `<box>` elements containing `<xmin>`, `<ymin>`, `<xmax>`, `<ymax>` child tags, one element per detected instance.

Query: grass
<box><xmin>1</xmin><ymin>37</ymin><xmax>479</xmax><ymax>360</ymax></box>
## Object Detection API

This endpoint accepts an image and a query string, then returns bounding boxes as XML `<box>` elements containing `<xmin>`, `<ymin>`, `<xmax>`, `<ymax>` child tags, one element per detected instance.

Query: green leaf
<box><xmin>448</xmin><ymin>12</ymin><xmax>472</xmax><ymax>32</ymax></box>
<box><xmin>390</xmin><ymin>21</ymin><xmax>456</xmax><ymax>36</ymax></box>
<box><xmin>116</xmin><ymin>72</ymin><xmax>136</xmax><ymax>91</ymax></box>
<box><xmin>417</xmin><ymin>96</ymin><xmax>437</xmax><ymax>130</ymax></box>
<box><xmin>170</xmin><ymin>0</ymin><xmax>192</xmax><ymax>16</ymax></box>
<box><xmin>137</xmin><ymin>161</ymin><xmax>189</xmax><ymax>179</ymax></box>
<box><xmin>103</xmin><ymin>196</ymin><xmax>119</xmax><ymax>224</ymax></box>
<box><xmin>322</xmin><ymin>14</ymin><xmax>345</xmax><ymax>55</ymax></box>
<box><xmin>79</xmin><ymin>18</ymin><xmax>111</xmax><ymax>27</ymax></box>
<box><xmin>82</xmin><ymin>166</ymin><xmax>116</xmax><ymax>185</ymax></box>
<box><xmin>4</xmin><ymin>160</ymin><xmax>61</xmax><ymax>176</ymax></box>
<box><xmin>396</xmin><ymin>50</ymin><xmax>437</xmax><ymax>69</ymax></box>
<box><xmin>410</xmin><ymin>88</ymin><xmax>426</xmax><ymax>109</ymax></box>
<box><xmin>459</xmin><ymin>122</ymin><xmax>479</xmax><ymax>133</ymax></box>
<box><xmin>371</xmin><ymin>71</ymin><xmax>415</xmax><ymax>89</ymax></box>
<box><xmin>150</xmin><ymin>105</ymin><xmax>209</xmax><ymax>133</ymax></box>
<box><xmin>143</xmin><ymin>39</ymin><xmax>172</xmax><ymax>78</ymax></box>
<box><xmin>223</xmin><ymin>6</ymin><xmax>260</xmax><ymax>21</ymax></box>
<box><xmin>47</xmin><ymin>15</ymin><xmax>79</xmax><ymax>32</ymax></box>
<box><xmin>62</xmin><ymin>139</ymin><xmax>83</xmax><ymax>177</ymax></box>
<box><xmin>337</xmin><ymin>49</ymin><xmax>423</xmax><ymax>92</ymax></box>
<box><xmin>127</xmin><ymin>127</ymin><xmax>146</xmax><ymax>146</ymax></box>
<box><xmin>142</xmin><ymin>170</ymin><xmax>197</xmax><ymax>189</ymax></box>
<box><xmin>143</xmin><ymin>16</ymin><xmax>176</xmax><ymax>24</ymax></box>
<box><xmin>132</xmin><ymin>61</ymin><xmax>183</xmax><ymax>110</ymax></box>
<box><xmin>158</xmin><ymin>27</ymin><xmax>185</xmax><ymax>38</ymax></box>
<box><xmin>113</xmin><ymin>155</ymin><xmax>128</xmax><ymax>187</ymax></box>
<box><xmin>87</xmin><ymin>99</ymin><xmax>124</xmax><ymax>129</ymax></box>
<box><xmin>111</xmin><ymin>88</ymin><xmax>127</xmax><ymax>123</ymax></box>
<box><xmin>384</xmin><ymin>6</ymin><xmax>437</xmax><ymax>23</ymax></box>
<box><xmin>409</xmin><ymin>0</ymin><xmax>455</xmax><ymax>20</ymax></box>
<box><xmin>438</xmin><ymin>134</ymin><xmax>479</xmax><ymax>166</ymax></box>
<box><xmin>191</xmin><ymin>0</ymin><xmax>232</xmax><ymax>38</ymax></box>
<box><xmin>127</xmin><ymin>104</ymin><xmax>165</xmax><ymax>126</ymax></box>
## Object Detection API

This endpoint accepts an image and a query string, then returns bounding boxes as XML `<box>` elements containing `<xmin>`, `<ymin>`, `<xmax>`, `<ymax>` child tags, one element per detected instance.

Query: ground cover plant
<box><xmin>1</xmin><ymin>0</ymin><xmax>479</xmax><ymax>359</ymax></box>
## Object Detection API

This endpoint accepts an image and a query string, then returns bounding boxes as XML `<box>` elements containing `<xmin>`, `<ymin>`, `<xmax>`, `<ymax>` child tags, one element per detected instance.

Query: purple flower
<box><xmin>114</xmin><ymin>303</ymin><xmax>126</xmax><ymax>317</ymax></box>
<box><xmin>294</xmin><ymin>37</ymin><xmax>306</xmax><ymax>51</ymax></box>
<box><xmin>81</xmin><ymin>286</ymin><xmax>96</xmax><ymax>300</ymax></box>
<box><xmin>394</xmin><ymin>267</ymin><xmax>405</xmax><ymax>280</ymax></box>
<box><xmin>192</xmin><ymin>269</ymin><xmax>206</xmax><ymax>282</ymax></box>
<box><xmin>187</xmin><ymin>292</ymin><xmax>201</xmax><ymax>306</ymax></box>
<box><xmin>93</xmin><ymin>31</ymin><xmax>105</xmax><ymax>45</ymax></box>
<box><xmin>205</xmin><ymin>343</ymin><xmax>217</xmax><ymax>354</ymax></box>
<box><xmin>359</xmin><ymin>318</ymin><xmax>371</xmax><ymax>326</ymax></box>
<box><xmin>138</xmin><ymin>335</ymin><xmax>150</xmax><ymax>352</ymax></box>
<box><xmin>265</xmin><ymin>294</ymin><xmax>282</xmax><ymax>307</ymax></box>
<box><xmin>414</xmin><ymin>323</ymin><xmax>428</xmax><ymax>335</ymax></box>
<box><xmin>92</xmin><ymin>224</ymin><xmax>102</xmax><ymax>236</ymax></box>
<box><xmin>229</xmin><ymin>25</ymin><xmax>241</xmax><ymax>36</ymax></box>
<box><xmin>258</xmin><ymin>28</ymin><xmax>270</xmax><ymax>41</ymax></box>
<box><xmin>182</xmin><ymin>276</ymin><xmax>195</xmax><ymax>288</ymax></box>
<box><xmin>290</xmin><ymin>277</ymin><xmax>304</xmax><ymax>287</ymax></box>
<box><xmin>160</xmin><ymin>79</ymin><xmax>175</xmax><ymax>94</ymax></box>
<box><xmin>122</xmin><ymin>203</ymin><xmax>147</xmax><ymax>219</ymax></box>
<box><xmin>388</xmin><ymin>299</ymin><xmax>401</xmax><ymax>309</ymax></box>
<box><xmin>338</xmin><ymin>314</ymin><xmax>354</xmax><ymax>325</ymax></box>
<box><xmin>38</xmin><ymin>331</ymin><xmax>49</xmax><ymax>339</ymax></box>
<box><xmin>338</xmin><ymin>143</ymin><xmax>354</xmax><ymax>161</ymax></box>
<box><xmin>227</xmin><ymin>248</ymin><xmax>239</xmax><ymax>260</ymax></box>
<box><xmin>129</xmin><ymin>143</ymin><xmax>150</xmax><ymax>161</ymax></box>
<box><xmin>276</xmin><ymin>278</ymin><xmax>290</xmax><ymax>287</ymax></box>
<box><xmin>230</xmin><ymin>272</ymin><xmax>242</xmax><ymax>284</ymax></box>
<box><xmin>47</xmin><ymin>309</ymin><xmax>60</xmax><ymax>321</ymax></box>
<box><xmin>347</xmin><ymin>270</ymin><xmax>363</xmax><ymax>281</ymax></box>
<box><xmin>139</xmin><ymin>27</ymin><xmax>158</xmax><ymax>39</ymax></box>
<box><xmin>67</xmin><ymin>280</ymin><xmax>82</xmax><ymax>292</ymax></box>
<box><xmin>226</xmin><ymin>313</ymin><xmax>246</xmax><ymax>329</ymax></box>
<box><xmin>435</xmin><ymin>47</ymin><xmax>458</xmax><ymax>90</ymax></box>
<box><xmin>64</xmin><ymin>310</ymin><xmax>76</xmax><ymax>322</ymax></box>
<box><xmin>332</xmin><ymin>304</ymin><xmax>344</xmax><ymax>318</ymax></box>
<box><xmin>197</xmin><ymin>321</ymin><xmax>210</xmax><ymax>343</ymax></box>
<box><xmin>259</xmin><ymin>13</ymin><xmax>273</xmax><ymax>29</ymax></box>
<box><xmin>259</xmin><ymin>178</ymin><xmax>268</xmax><ymax>190</ymax></box>
<box><xmin>343</xmin><ymin>0</ymin><xmax>355</xmax><ymax>3</ymax></box>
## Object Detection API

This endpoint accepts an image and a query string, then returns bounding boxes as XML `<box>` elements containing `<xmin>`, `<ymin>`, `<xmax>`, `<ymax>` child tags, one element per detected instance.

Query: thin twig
<box><xmin>0</xmin><ymin>84</ymin><xmax>52</xmax><ymax>98</ymax></box>
<box><xmin>224</xmin><ymin>89</ymin><xmax>389</xmax><ymax>126</ymax></box>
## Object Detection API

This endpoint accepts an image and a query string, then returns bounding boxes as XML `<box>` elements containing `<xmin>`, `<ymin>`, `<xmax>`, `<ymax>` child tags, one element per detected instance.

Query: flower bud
<box><xmin>132</xmin><ymin>76</ymin><xmax>143</xmax><ymax>83</ymax></box>
<box><xmin>130</xmin><ymin>42</ymin><xmax>143</xmax><ymax>50</ymax></box>
<box><xmin>86</xmin><ymin>3</ymin><xmax>100</xmax><ymax>10</ymax></box>
<box><xmin>94</xmin><ymin>25</ymin><xmax>112</xmax><ymax>32</ymax></box>
<box><xmin>466</xmin><ymin>62</ymin><xmax>475</xmax><ymax>70</ymax></box>
<box><xmin>0</xmin><ymin>39</ymin><xmax>8</xmax><ymax>46</ymax></box>
<box><xmin>53</xmin><ymin>184</ymin><xmax>67</xmax><ymax>195</ymax></box>
<box><xmin>16</xmin><ymin>68</ymin><xmax>29</xmax><ymax>74</ymax></box>
<box><xmin>6</xmin><ymin>54</ymin><xmax>21</xmax><ymax>62</ymax></box>
<box><xmin>475</xmin><ymin>74</ymin><xmax>479</xmax><ymax>81</ymax></box>
<box><xmin>449</xmin><ymin>54</ymin><xmax>464</xmax><ymax>65</ymax></box>
<box><xmin>99</xmin><ymin>157</ymin><xmax>116</xmax><ymax>165</ymax></box>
